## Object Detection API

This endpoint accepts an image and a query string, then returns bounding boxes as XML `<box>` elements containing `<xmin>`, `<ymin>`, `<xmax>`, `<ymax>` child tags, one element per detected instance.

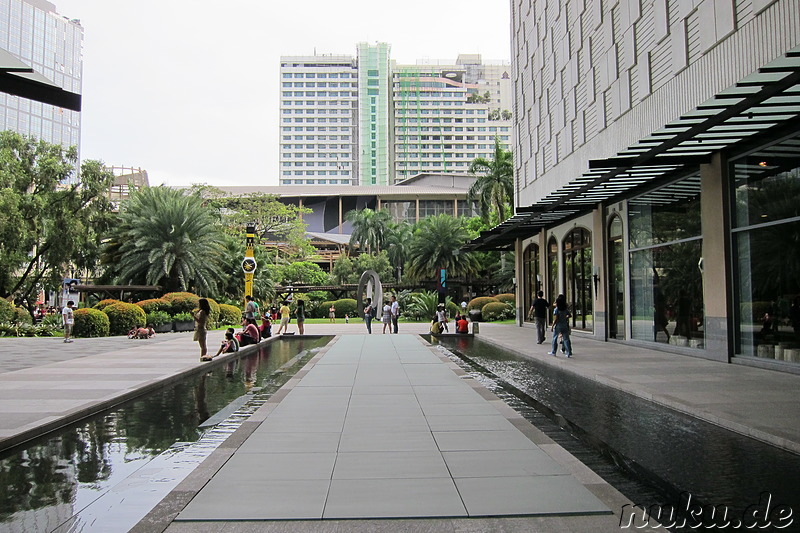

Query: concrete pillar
<box><xmin>515</xmin><ymin>237</ymin><xmax>524</xmax><ymax>326</ymax></box>
<box><xmin>700</xmin><ymin>153</ymin><xmax>731</xmax><ymax>362</ymax></box>
<box><xmin>592</xmin><ymin>207</ymin><xmax>606</xmax><ymax>340</ymax></box>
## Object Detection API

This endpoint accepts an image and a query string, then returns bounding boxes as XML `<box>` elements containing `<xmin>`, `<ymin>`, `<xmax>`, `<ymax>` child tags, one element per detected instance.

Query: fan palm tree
<box><xmin>468</xmin><ymin>136</ymin><xmax>514</xmax><ymax>223</ymax></box>
<box><xmin>405</xmin><ymin>214</ymin><xmax>479</xmax><ymax>281</ymax></box>
<box><xmin>103</xmin><ymin>186</ymin><xmax>226</xmax><ymax>293</ymax></box>
<box><xmin>346</xmin><ymin>208</ymin><xmax>393</xmax><ymax>253</ymax></box>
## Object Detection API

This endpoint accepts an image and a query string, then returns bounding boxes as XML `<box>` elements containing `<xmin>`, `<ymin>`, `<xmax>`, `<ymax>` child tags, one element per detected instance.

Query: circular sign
<box><xmin>241</xmin><ymin>257</ymin><xmax>257</xmax><ymax>273</ymax></box>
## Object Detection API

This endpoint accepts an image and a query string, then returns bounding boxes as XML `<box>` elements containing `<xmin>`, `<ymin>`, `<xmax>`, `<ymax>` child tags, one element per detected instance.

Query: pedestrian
<box><xmin>456</xmin><ymin>313</ymin><xmax>469</xmax><ymax>334</ymax></box>
<box><xmin>329</xmin><ymin>304</ymin><xmax>336</xmax><ymax>323</ymax></box>
<box><xmin>529</xmin><ymin>291</ymin><xmax>551</xmax><ymax>344</ymax></box>
<box><xmin>275</xmin><ymin>301</ymin><xmax>291</xmax><ymax>335</ymax></box>
<box><xmin>363</xmin><ymin>298</ymin><xmax>373</xmax><ymax>334</ymax></box>
<box><xmin>295</xmin><ymin>299</ymin><xmax>306</xmax><ymax>335</ymax></box>
<box><xmin>390</xmin><ymin>294</ymin><xmax>400</xmax><ymax>334</ymax></box>
<box><xmin>244</xmin><ymin>295</ymin><xmax>257</xmax><ymax>321</ymax></box>
<box><xmin>62</xmin><ymin>300</ymin><xmax>75</xmax><ymax>343</ymax></box>
<box><xmin>260</xmin><ymin>311</ymin><xmax>272</xmax><ymax>339</ymax></box>
<box><xmin>548</xmin><ymin>294</ymin><xmax>573</xmax><ymax>357</ymax></box>
<box><xmin>436</xmin><ymin>303</ymin><xmax>449</xmax><ymax>332</ymax></box>
<box><xmin>345</xmin><ymin>313</ymin><xmax>350</xmax><ymax>324</ymax></box>
<box><xmin>236</xmin><ymin>316</ymin><xmax>261</xmax><ymax>346</ymax></box>
<box><xmin>194</xmin><ymin>298</ymin><xmax>212</xmax><ymax>361</ymax></box>
<box><xmin>381</xmin><ymin>301</ymin><xmax>392</xmax><ymax>334</ymax></box>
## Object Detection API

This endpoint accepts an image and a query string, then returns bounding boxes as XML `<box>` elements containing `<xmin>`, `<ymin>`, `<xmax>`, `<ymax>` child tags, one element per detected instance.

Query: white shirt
<box><xmin>391</xmin><ymin>301</ymin><xmax>399</xmax><ymax>317</ymax></box>
<box><xmin>62</xmin><ymin>306</ymin><xmax>74</xmax><ymax>325</ymax></box>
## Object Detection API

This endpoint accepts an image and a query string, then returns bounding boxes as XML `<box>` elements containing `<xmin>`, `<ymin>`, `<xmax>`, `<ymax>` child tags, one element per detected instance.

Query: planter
<box><xmin>468</xmin><ymin>309</ymin><xmax>482</xmax><ymax>322</ymax></box>
<box><xmin>153</xmin><ymin>323</ymin><xmax>173</xmax><ymax>333</ymax></box>
<box><xmin>173</xmin><ymin>320</ymin><xmax>194</xmax><ymax>332</ymax></box>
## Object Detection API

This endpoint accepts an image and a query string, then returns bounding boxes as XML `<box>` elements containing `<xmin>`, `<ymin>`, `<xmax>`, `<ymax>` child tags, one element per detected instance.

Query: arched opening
<box><xmin>563</xmin><ymin>227</ymin><xmax>593</xmax><ymax>331</ymax></box>
<box><xmin>523</xmin><ymin>242</ymin><xmax>540</xmax><ymax>321</ymax></box>
<box><xmin>608</xmin><ymin>216</ymin><xmax>625</xmax><ymax>339</ymax></box>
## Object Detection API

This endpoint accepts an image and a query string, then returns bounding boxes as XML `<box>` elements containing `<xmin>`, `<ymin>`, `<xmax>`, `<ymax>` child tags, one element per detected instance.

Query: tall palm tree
<box><xmin>103</xmin><ymin>186</ymin><xmax>226</xmax><ymax>293</ymax></box>
<box><xmin>385</xmin><ymin>221</ymin><xmax>412</xmax><ymax>280</ymax></box>
<box><xmin>345</xmin><ymin>208</ymin><xmax>393</xmax><ymax>254</ymax></box>
<box><xmin>405</xmin><ymin>214</ymin><xmax>479</xmax><ymax>281</ymax></box>
<box><xmin>468</xmin><ymin>136</ymin><xmax>514</xmax><ymax>223</ymax></box>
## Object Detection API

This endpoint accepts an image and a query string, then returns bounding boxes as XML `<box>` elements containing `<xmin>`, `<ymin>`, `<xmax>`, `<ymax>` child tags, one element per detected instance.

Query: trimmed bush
<box><xmin>218</xmin><ymin>304</ymin><xmax>242</xmax><ymax>326</ymax></box>
<box><xmin>103</xmin><ymin>302</ymin><xmax>146</xmax><ymax>335</ymax></box>
<box><xmin>145</xmin><ymin>310</ymin><xmax>172</xmax><ymax>327</ymax></box>
<box><xmin>0</xmin><ymin>298</ymin><xmax>14</xmax><ymax>324</ymax></box>
<box><xmin>206</xmin><ymin>298</ymin><xmax>221</xmax><ymax>326</ymax></box>
<box><xmin>94</xmin><ymin>299</ymin><xmax>121</xmax><ymax>311</ymax></box>
<box><xmin>333</xmin><ymin>298</ymin><xmax>357</xmax><ymax>317</ymax></box>
<box><xmin>447</xmin><ymin>301</ymin><xmax>460</xmax><ymax>318</ymax></box>
<box><xmin>481</xmin><ymin>301</ymin><xmax>514</xmax><ymax>321</ymax></box>
<box><xmin>495</xmin><ymin>293</ymin><xmax>516</xmax><ymax>305</ymax></box>
<box><xmin>162</xmin><ymin>292</ymin><xmax>200</xmax><ymax>315</ymax></box>
<box><xmin>173</xmin><ymin>311</ymin><xmax>194</xmax><ymax>322</ymax></box>
<box><xmin>467</xmin><ymin>296</ymin><xmax>499</xmax><ymax>311</ymax></box>
<box><xmin>74</xmin><ymin>308</ymin><xmax>110</xmax><ymax>338</ymax></box>
<box><xmin>13</xmin><ymin>307</ymin><xmax>33</xmax><ymax>325</ymax></box>
<box><xmin>136</xmin><ymin>298</ymin><xmax>170</xmax><ymax>314</ymax></box>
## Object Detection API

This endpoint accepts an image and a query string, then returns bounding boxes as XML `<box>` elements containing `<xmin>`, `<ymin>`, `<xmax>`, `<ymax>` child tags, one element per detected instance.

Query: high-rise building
<box><xmin>357</xmin><ymin>42</ymin><xmax>392</xmax><ymax>186</ymax></box>
<box><xmin>279</xmin><ymin>54</ymin><xmax>359</xmax><ymax>186</ymax></box>
<box><xmin>0</xmin><ymin>0</ymin><xmax>82</xmax><ymax>153</ymax></box>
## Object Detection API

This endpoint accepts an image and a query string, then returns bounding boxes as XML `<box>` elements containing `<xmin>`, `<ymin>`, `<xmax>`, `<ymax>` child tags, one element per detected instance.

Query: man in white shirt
<box><xmin>390</xmin><ymin>295</ymin><xmax>400</xmax><ymax>334</ymax></box>
<box><xmin>62</xmin><ymin>300</ymin><xmax>75</xmax><ymax>343</ymax></box>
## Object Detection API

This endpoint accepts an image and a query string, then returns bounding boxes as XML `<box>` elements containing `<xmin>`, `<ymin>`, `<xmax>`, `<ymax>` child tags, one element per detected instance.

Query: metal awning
<box><xmin>465</xmin><ymin>44</ymin><xmax>800</xmax><ymax>252</ymax></box>
<box><xmin>0</xmin><ymin>47</ymin><xmax>82</xmax><ymax>111</ymax></box>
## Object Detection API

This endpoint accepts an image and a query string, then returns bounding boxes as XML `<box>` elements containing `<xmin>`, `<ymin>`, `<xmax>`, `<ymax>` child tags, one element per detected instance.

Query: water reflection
<box><xmin>0</xmin><ymin>337</ymin><xmax>331</xmax><ymax>531</ymax></box>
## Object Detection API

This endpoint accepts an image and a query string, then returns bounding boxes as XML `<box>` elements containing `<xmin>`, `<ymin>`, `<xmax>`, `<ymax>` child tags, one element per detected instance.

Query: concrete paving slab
<box><xmin>432</xmin><ymin>430</ymin><xmax>539</xmax><ymax>451</ymax></box>
<box><xmin>236</xmin><ymin>431</ymin><xmax>342</xmax><ymax>453</ymax></box>
<box><xmin>442</xmin><ymin>449</ymin><xmax>569</xmax><ymax>477</ymax></box>
<box><xmin>332</xmin><ymin>451</ymin><xmax>451</xmax><ymax>479</ymax></box>
<box><xmin>323</xmin><ymin>478</ymin><xmax>466</xmax><ymax>519</ymax></box>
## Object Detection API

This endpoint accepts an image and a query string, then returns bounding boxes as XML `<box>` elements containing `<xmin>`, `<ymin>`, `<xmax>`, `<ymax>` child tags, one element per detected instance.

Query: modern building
<box><xmin>357</xmin><ymin>42</ymin><xmax>392</xmax><ymax>186</ymax></box>
<box><xmin>467</xmin><ymin>0</ymin><xmax>800</xmax><ymax>373</ymax></box>
<box><xmin>0</xmin><ymin>0</ymin><xmax>82</xmax><ymax>154</ymax></box>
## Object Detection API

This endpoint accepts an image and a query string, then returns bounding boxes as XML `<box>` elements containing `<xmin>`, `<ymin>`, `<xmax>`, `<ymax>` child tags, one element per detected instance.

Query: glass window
<box><xmin>563</xmin><ymin>228</ymin><xmax>593</xmax><ymax>331</ymax></box>
<box><xmin>547</xmin><ymin>236</ymin><xmax>558</xmax><ymax>302</ymax></box>
<box><xmin>608</xmin><ymin>215</ymin><xmax>626</xmax><ymax>340</ymax></box>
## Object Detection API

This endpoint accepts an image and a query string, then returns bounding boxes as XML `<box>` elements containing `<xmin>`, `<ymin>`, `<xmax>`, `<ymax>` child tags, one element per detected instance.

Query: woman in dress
<box><xmin>194</xmin><ymin>298</ymin><xmax>212</xmax><ymax>361</ymax></box>
<box><xmin>381</xmin><ymin>301</ymin><xmax>392</xmax><ymax>334</ymax></box>
<box><xmin>329</xmin><ymin>304</ymin><xmax>336</xmax><ymax>323</ymax></box>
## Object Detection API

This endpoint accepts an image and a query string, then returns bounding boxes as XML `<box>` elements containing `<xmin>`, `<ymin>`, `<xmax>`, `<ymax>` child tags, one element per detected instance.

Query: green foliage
<box><xmin>173</xmin><ymin>311</ymin><xmax>193</xmax><ymax>322</ymax></box>
<box><xmin>162</xmin><ymin>292</ymin><xmax>200</xmax><ymax>315</ymax></box>
<box><xmin>12</xmin><ymin>307</ymin><xmax>32</xmax><ymax>325</ymax></box>
<box><xmin>447</xmin><ymin>300</ymin><xmax>460</xmax><ymax>317</ymax></box>
<box><xmin>216</xmin><ymin>233</ymin><xmax>275</xmax><ymax>303</ymax></box>
<box><xmin>405</xmin><ymin>215</ymin><xmax>479</xmax><ymax>281</ymax></box>
<box><xmin>0</xmin><ymin>131</ymin><xmax>114</xmax><ymax>306</ymax></box>
<box><xmin>495</xmin><ymin>293</ymin><xmax>516</xmax><ymax>305</ymax></box>
<box><xmin>94</xmin><ymin>299</ymin><xmax>121</xmax><ymax>311</ymax></box>
<box><xmin>468</xmin><ymin>136</ymin><xmax>514</xmax><ymax>223</ymax></box>
<box><xmin>74</xmin><ymin>308</ymin><xmax>110</xmax><ymax>338</ymax></box>
<box><xmin>0</xmin><ymin>298</ymin><xmax>13</xmax><ymax>323</ymax></box>
<box><xmin>276</xmin><ymin>261</ymin><xmax>329</xmax><ymax>286</ymax></box>
<box><xmin>481</xmin><ymin>301</ymin><xmax>514</xmax><ymax>321</ymax></box>
<box><xmin>145</xmin><ymin>310</ymin><xmax>171</xmax><ymax>327</ymax></box>
<box><xmin>468</xmin><ymin>296</ymin><xmax>499</xmax><ymax>311</ymax></box>
<box><xmin>332</xmin><ymin>251</ymin><xmax>395</xmax><ymax>285</ymax></box>
<box><xmin>0</xmin><ymin>323</ymin><xmax>59</xmax><ymax>337</ymax></box>
<box><xmin>218</xmin><ymin>303</ymin><xmax>242</xmax><ymax>326</ymax></box>
<box><xmin>346</xmin><ymin>208</ymin><xmax>393</xmax><ymax>253</ymax></box>
<box><xmin>318</xmin><ymin>300</ymin><xmax>336</xmax><ymax>319</ymax></box>
<box><xmin>206</xmin><ymin>298</ymin><xmax>221</xmax><ymax>327</ymax></box>
<box><xmin>404</xmin><ymin>291</ymin><xmax>455</xmax><ymax>321</ymax></box>
<box><xmin>385</xmin><ymin>222</ymin><xmax>412</xmax><ymax>281</ymax></box>
<box><xmin>333</xmin><ymin>298</ymin><xmax>357</xmax><ymax>317</ymax></box>
<box><xmin>103</xmin><ymin>302</ymin><xmax>146</xmax><ymax>336</ymax></box>
<box><xmin>40</xmin><ymin>313</ymin><xmax>63</xmax><ymax>329</ymax></box>
<box><xmin>135</xmin><ymin>298</ymin><xmax>170</xmax><ymax>314</ymax></box>
<box><xmin>101</xmin><ymin>186</ymin><xmax>226</xmax><ymax>293</ymax></box>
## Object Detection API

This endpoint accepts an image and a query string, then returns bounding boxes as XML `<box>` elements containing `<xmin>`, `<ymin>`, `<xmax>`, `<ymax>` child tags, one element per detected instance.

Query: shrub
<box><xmin>13</xmin><ymin>307</ymin><xmax>33</xmax><ymax>325</ymax></box>
<box><xmin>481</xmin><ymin>301</ymin><xmax>514</xmax><ymax>321</ymax></box>
<box><xmin>0</xmin><ymin>323</ymin><xmax>60</xmax><ymax>337</ymax></box>
<box><xmin>318</xmin><ymin>301</ymin><xmax>336</xmax><ymax>319</ymax></box>
<box><xmin>145</xmin><ymin>310</ymin><xmax>172</xmax><ymax>327</ymax></box>
<box><xmin>136</xmin><ymin>298</ymin><xmax>170</xmax><ymax>314</ymax></box>
<box><xmin>103</xmin><ymin>302</ymin><xmax>146</xmax><ymax>335</ymax></box>
<box><xmin>74</xmin><ymin>308</ymin><xmax>110</xmax><ymax>338</ymax></box>
<box><xmin>467</xmin><ymin>296</ymin><xmax>499</xmax><ymax>311</ymax></box>
<box><xmin>333</xmin><ymin>298</ymin><xmax>358</xmax><ymax>317</ymax></box>
<box><xmin>205</xmin><ymin>298</ymin><xmax>221</xmax><ymax>327</ymax></box>
<box><xmin>162</xmin><ymin>292</ymin><xmax>200</xmax><ymax>315</ymax></box>
<box><xmin>0</xmin><ymin>298</ymin><xmax>14</xmax><ymax>324</ymax></box>
<box><xmin>495</xmin><ymin>293</ymin><xmax>516</xmax><ymax>305</ymax></box>
<box><xmin>447</xmin><ymin>301</ymin><xmax>460</xmax><ymax>318</ymax></box>
<box><xmin>404</xmin><ymin>291</ymin><xmax>456</xmax><ymax>321</ymax></box>
<box><xmin>218</xmin><ymin>304</ymin><xmax>242</xmax><ymax>326</ymax></box>
<box><xmin>173</xmin><ymin>311</ymin><xmax>194</xmax><ymax>322</ymax></box>
<box><xmin>94</xmin><ymin>299</ymin><xmax>121</xmax><ymax>311</ymax></box>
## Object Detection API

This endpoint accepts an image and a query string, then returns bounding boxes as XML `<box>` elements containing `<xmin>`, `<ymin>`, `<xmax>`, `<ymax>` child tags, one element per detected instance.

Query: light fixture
<box><xmin>759</xmin><ymin>161</ymin><xmax>768</xmax><ymax>167</ymax></box>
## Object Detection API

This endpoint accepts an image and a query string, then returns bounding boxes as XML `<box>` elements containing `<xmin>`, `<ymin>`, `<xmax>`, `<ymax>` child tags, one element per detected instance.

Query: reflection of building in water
<box><xmin>467</xmin><ymin>0</ymin><xmax>800</xmax><ymax>373</ymax></box>
<box><xmin>105</xmin><ymin>166</ymin><xmax>149</xmax><ymax>208</ymax></box>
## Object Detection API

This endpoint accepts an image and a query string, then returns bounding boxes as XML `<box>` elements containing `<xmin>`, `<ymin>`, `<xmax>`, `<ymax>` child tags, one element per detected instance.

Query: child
<box><xmin>345</xmin><ymin>313</ymin><xmax>349</xmax><ymax>324</ymax></box>
<box><xmin>205</xmin><ymin>331</ymin><xmax>238</xmax><ymax>361</ymax></box>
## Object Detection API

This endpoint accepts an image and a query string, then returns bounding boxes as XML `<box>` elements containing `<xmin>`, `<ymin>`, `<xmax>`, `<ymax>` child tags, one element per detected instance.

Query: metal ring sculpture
<box><xmin>356</xmin><ymin>270</ymin><xmax>383</xmax><ymax>318</ymax></box>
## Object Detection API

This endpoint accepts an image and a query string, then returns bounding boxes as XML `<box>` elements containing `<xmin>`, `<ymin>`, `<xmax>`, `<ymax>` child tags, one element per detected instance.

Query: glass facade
<box><xmin>628</xmin><ymin>175</ymin><xmax>704</xmax><ymax>348</ymax></box>
<box><xmin>357</xmin><ymin>43</ymin><xmax>391</xmax><ymax>185</ymax></box>
<box><xmin>547</xmin><ymin>236</ymin><xmax>558</xmax><ymax>303</ymax></box>
<box><xmin>563</xmin><ymin>228</ymin><xmax>592</xmax><ymax>331</ymax></box>
<box><xmin>607</xmin><ymin>215</ymin><xmax>625</xmax><ymax>339</ymax></box>
<box><xmin>731</xmin><ymin>134</ymin><xmax>800</xmax><ymax>362</ymax></box>
<box><xmin>523</xmin><ymin>243</ymin><xmax>540</xmax><ymax>319</ymax></box>
<box><xmin>382</xmin><ymin>200</ymin><xmax>415</xmax><ymax>224</ymax></box>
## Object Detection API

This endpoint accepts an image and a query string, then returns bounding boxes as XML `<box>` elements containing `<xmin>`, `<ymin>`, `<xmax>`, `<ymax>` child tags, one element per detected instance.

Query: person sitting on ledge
<box><xmin>236</xmin><ymin>317</ymin><xmax>260</xmax><ymax>346</ymax></box>
<box><xmin>456</xmin><ymin>314</ymin><xmax>469</xmax><ymax>334</ymax></box>
<box><xmin>204</xmin><ymin>331</ymin><xmax>239</xmax><ymax>361</ymax></box>
<box><xmin>430</xmin><ymin>315</ymin><xmax>443</xmax><ymax>335</ymax></box>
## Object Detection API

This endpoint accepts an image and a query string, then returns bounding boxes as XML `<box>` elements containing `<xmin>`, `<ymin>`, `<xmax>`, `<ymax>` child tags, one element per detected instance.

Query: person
<box><xmin>207</xmin><ymin>331</ymin><xmax>238</xmax><ymax>361</ymax></box>
<box><xmin>194</xmin><ymin>298</ymin><xmax>212</xmax><ymax>361</ymax></box>
<box><xmin>430</xmin><ymin>315</ymin><xmax>443</xmax><ymax>335</ymax></box>
<box><xmin>236</xmin><ymin>317</ymin><xmax>260</xmax><ymax>346</ymax></box>
<box><xmin>129</xmin><ymin>324</ymin><xmax>155</xmax><ymax>339</ymax></box>
<box><xmin>276</xmin><ymin>301</ymin><xmax>291</xmax><ymax>335</ymax></box>
<box><xmin>381</xmin><ymin>301</ymin><xmax>392</xmax><ymax>334</ymax></box>
<box><xmin>529</xmin><ymin>291</ymin><xmax>551</xmax><ymax>344</ymax></box>
<box><xmin>62</xmin><ymin>300</ymin><xmax>75</xmax><ymax>343</ymax></box>
<box><xmin>260</xmin><ymin>311</ymin><xmax>272</xmax><ymax>339</ymax></box>
<box><xmin>226</xmin><ymin>327</ymin><xmax>240</xmax><ymax>351</ymax></box>
<box><xmin>549</xmin><ymin>294</ymin><xmax>573</xmax><ymax>357</ymax></box>
<box><xmin>295</xmin><ymin>299</ymin><xmax>306</xmax><ymax>335</ymax></box>
<box><xmin>456</xmin><ymin>313</ymin><xmax>469</xmax><ymax>334</ymax></box>
<box><xmin>329</xmin><ymin>304</ymin><xmax>336</xmax><ymax>323</ymax></box>
<box><xmin>270</xmin><ymin>307</ymin><xmax>279</xmax><ymax>321</ymax></box>
<box><xmin>344</xmin><ymin>313</ymin><xmax>349</xmax><ymax>324</ymax></box>
<box><xmin>363</xmin><ymin>298</ymin><xmax>373</xmax><ymax>334</ymax></box>
<box><xmin>436</xmin><ymin>303</ymin><xmax>449</xmax><ymax>332</ymax></box>
<box><xmin>390</xmin><ymin>295</ymin><xmax>400</xmax><ymax>334</ymax></box>
<box><xmin>244</xmin><ymin>295</ymin><xmax>257</xmax><ymax>322</ymax></box>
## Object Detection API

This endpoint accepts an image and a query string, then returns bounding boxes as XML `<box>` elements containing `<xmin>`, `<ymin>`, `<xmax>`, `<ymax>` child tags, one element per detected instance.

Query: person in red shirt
<box><xmin>456</xmin><ymin>314</ymin><xmax>469</xmax><ymax>334</ymax></box>
<box><xmin>236</xmin><ymin>317</ymin><xmax>261</xmax><ymax>346</ymax></box>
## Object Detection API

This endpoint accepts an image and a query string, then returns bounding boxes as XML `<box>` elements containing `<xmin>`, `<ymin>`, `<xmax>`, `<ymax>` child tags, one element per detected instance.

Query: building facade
<box><xmin>0</xmin><ymin>0</ymin><xmax>82</xmax><ymax>153</ymax></box>
<box><xmin>357</xmin><ymin>42</ymin><xmax>392</xmax><ymax>186</ymax></box>
<box><xmin>468</xmin><ymin>0</ymin><xmax>800</xmax><ymax>373</ymax></box>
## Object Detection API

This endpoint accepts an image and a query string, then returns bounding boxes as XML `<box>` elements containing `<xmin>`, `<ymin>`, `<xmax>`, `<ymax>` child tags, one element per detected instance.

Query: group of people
<box><xmin>429</xmin><ymin>304</ymin><xmax>470</xmax><ymax>335</ymax></box>
<box><xmin>529</xmin><ymin>291</ymin><xmax>573</xmax><ymax>358</ymax></box>
<box><xmin>361</xmin><ymin>295</ymin><xmax>400</xmax><ymax>334</ymax></box>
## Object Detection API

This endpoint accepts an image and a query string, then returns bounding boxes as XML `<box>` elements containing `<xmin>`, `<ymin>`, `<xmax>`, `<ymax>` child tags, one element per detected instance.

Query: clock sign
<box><xmin>241</xmin><ymin>257</ymin><xmax>257</xmax><ymax>273</ymax></box>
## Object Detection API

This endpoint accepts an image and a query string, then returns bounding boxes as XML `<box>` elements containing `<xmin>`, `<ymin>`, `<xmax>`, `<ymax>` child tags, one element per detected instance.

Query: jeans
<box><xmin>365</xmin><ymin>317</ymin><xmax>372</xmax><ymax>334</ymax></box>
<box><xmin>551</xmin><ymin>325</ymin><xmax>572</xmax><ymax>355</ymax></box>
<box><xmin>534</xmin><ymin>316</ymin><xmax>546</xmax><ymax>343</ymax></box>
<box><xmin>392</xmin><ymin>316</ymin><xmax>398</xmax><ymax>334</ymax></box>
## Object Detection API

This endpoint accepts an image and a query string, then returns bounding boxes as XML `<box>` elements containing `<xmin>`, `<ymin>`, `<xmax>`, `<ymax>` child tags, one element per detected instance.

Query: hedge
<box><xmin>318</xmin><ymin>301</ymin><xmax>336</xmax><ymax>319</ymax></box>
<box><xmin>103</xmin><ymin>302</ymin><xmax>147</xmax><ymax>335</ymax></box>
<box><xmin>447</xmin><ymin>300</ymin><xmax>460</xmax><ymax>318</ymax></box>
<box><xmin>218</xmin><ymin>303</ymin><xmax>242</xmax><ymax>326</ymax></box>
<box><xmin>333</xmin><ymin>298</ymin><xmax>358</xmax><ymax>317</ymax></box>
<box><xmin>13</xmin><ymin>307</ymin><xmax>33</xmax><ymax>325</ymax></box>
<box><xmin>467</xmin><ymin>296</ymin><xmax>499</xmax><ymax>311</ymax></box>
<box><xmin>145</xmin><ymin>311</ymin><xmax>171</xmax><ymax>327</ymax></box>
<box><xmin>0</xmin><ymin>299</ymin><xmax>13</xmax><ymax>324</ymax></box>
<box><xmin>495</xmin><ymin>293</ymin><xmax>516</xmax><ymax>305</ymax></box>
<box><xmin>206</xmin><ymin>298</ymin><xmax>221</xmax><ymax>327</ymax></box>
<box><xmin>481</xmin><ymin>301</ymin><xmax>514</xmax><ymax>321</ymax></box>
<box><xmin>94</xmin><ymin>299</ymin><xmax>121</xmax><ymax>311</ymax></box>
<box><xmin>136</xmin><ymin>298</ymin><xmax>170</xmax><ymax>314</ymax></box>
<box><xmin>74</xmin><ymin>308</ymin><xmax>110</xmax><ymax>338</ymax></box>
<box><xmin>162</xmin><ymin>292</ymin><xmax>200</xmax><ymax>315</ymax></box>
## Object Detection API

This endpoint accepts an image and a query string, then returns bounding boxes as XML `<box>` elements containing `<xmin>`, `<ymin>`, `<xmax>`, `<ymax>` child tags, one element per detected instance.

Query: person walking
<box><xmin>363</xmin><ymin>298</ymin><xmax>373</xmax><ymax>334</ymax></box>
<box><xmin>295</xmin><ymin>299</ymin><xmax>306</xmax><ymax>335</ymax></box>
<box><xmin>548</xmin><ymin>294</ymin><xmax>573</xmax><ymax>357</ymax></box>
<box><xmin>436</xmin><ymin>303</ymin><xmax>449</xmax><ymax>332</ymax></box>
<box><xmin>194</xmin><ymin>298</ymin><xmax>212</xmax><ymax>361</ymax></box>
<box><xmin>390</xmin><ymin>295</ymin><xmax>400</xmax><ymax>334</ymax></box>
<box><xmin>244</xmin><ymin>295</ymin><xmax>257</xmax><ymax>321</ymax></box>
<box><xmin>62</xmin><ymin>300</ymin><xmax>75</xmax><ymax>343</ymax></box>
<box><xmin>276</xmin><ymin>301</ymin><xmax>291</xmax><ymax>335</ymax></box>
<box><xmin>529</xmin><ymin>291</ymin><xmax>550</xmax><ymax>344</ymax></box>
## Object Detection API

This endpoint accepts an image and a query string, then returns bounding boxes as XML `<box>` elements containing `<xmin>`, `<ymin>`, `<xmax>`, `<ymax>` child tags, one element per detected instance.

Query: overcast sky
<box><xmin>53</xmin><ymin>1</ymin><xmax>512</xmax><ymax>187</ymax></box>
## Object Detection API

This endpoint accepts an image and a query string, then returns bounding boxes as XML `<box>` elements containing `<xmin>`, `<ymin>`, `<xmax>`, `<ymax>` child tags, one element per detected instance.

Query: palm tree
<box><xmin>405</xmin><ymin>214</ymin><xmax>479</xmax><ymax>281</ymax></box>
<box><xmin>103</xmin><ymin>186</ymin><xmax>226</xmax><ymax>293</ymax></box>
<box><xmin>468</xmin><ymin>136</ymin><xmax>514</xmax><ymax>223</ymax></box>
<box><xmin>385</xmin><ymin>221</ymin><xmax>412</xmax><ymax>281</ymax></box>
<box><xmin>345</xmin><ymin>208</ymin><xmax>393</xmax><ymax>254</ymax></box>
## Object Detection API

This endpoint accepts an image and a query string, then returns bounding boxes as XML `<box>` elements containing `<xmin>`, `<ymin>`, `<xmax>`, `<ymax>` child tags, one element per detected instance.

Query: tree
<box><xmin>217</xmin><ymin>233</ymin><xmax>275</xmax><ymax>303</ymax></box>
<box><xmin>330</xmin><ymin>251</ymin><xmax>394</xmax><ymax>285</ymax></box>
<box><xmin>346</xmin><ymin>208</ymin><xmax>393</xmax><ymax>254</ymax></box>
<box><xmin>102</xmin><ymin>186</ymin><xmax>226</xmax><ymax>294</ymax></box>
<box><xmin>488</xmin><ymin>109</ymin><xmax>501</xmax><ymax>121</ymax></box>
<box><xmin>0</xmin><ymin>131</ymin><xmax>114</xmax><ymax>308</ymax></box>
<box><xmin>275</xmin><ymin>261</ymin><xmax>329</xmax><ymax>286</ymax></box>
<box><xmin>405</xmin><ymin>215</ymin><xmax>479</xmax><ymax>281</ymax></box>
<box><xmin>385</xmin><ymin>221</ymin><xmax>412</xmax><ymax>281</ymax></box>
<box><xmin>468</xmin><ymin>136</ymin><xmax>514</xmax><ymax>223</ymax></box>
<box><xmin>501</xmin><ymin>109</ymin><xmax>513</xmax><ymax>120</ymax></box>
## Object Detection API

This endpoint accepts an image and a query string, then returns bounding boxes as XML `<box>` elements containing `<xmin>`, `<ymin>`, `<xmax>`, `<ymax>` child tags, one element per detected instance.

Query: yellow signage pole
<box><xmin>242</xmin><ymin>223</ymin><xmax>257</xmax><ymax>306</ymax></box>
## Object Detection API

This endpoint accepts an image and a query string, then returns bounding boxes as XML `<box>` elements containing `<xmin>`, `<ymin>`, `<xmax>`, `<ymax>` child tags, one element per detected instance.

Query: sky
<box><xmin>53</xmin><ymin>0</ymin><xmax>512</xmax><ymax>187</ymax></box>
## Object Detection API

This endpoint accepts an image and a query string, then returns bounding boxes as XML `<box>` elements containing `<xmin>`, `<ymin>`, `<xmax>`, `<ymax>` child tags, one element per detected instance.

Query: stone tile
<box><xmin>425</xmin><ymin>415</ymin><xmax>516</xmax><ymax>432</ymax></box>
<box><xmin>332</xmin><ymin>451</ymin><xmax>451</xmax><ymax>479</ymax></box>
<box><xmin>208</xmin><ymin>452</ymin><xmax>336</xmax><ymax>480</ymax></box>
<box><xmin>237</xmin><ymin>431</ymin><xmax>342</xmax><ymax>453</ymax></box>
<box><xmin>339</xmin><ymin>429</ymin><xmax>439</xmax><ymax>452</ymax></box>
<box><xmin>324</xmin><ymin>478</ymin><xmax>466</xmax><ymax>518</ymax></box>
<box><xmin>420</xmin><ymin>402</ymin><xmax>501</xmax><ymax>417</ymax></box>
<box><xmin>442</xmin><ymin>449</ymin><xmax>568</xmax><ymax>477</ymax></box>
<box><xmin>433</xmin><ymin>430</ymin><xmax>538</xmax><ymax>451</ymax></box>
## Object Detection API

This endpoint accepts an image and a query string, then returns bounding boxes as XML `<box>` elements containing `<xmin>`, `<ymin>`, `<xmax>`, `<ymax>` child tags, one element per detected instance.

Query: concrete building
<box><xmin>0</xmin><ymin>0</ymin><xmax>82</xmax><ymax>154</ymax></box>
<box><xmin>357</xmin><ymin>42</ymin><xmax>392</xmax><ymax>186</ymax></box>
<box><xmin>467</xmin><ymin>0</ymin><xmax>800</xmax><ymax>373</ymax></box>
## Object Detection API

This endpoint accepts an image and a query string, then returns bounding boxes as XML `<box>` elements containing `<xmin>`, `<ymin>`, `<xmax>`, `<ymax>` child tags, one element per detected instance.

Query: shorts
<box><xmin>280</xmin><ymin>317</ymin><xmax>289</xmax><ymax>327</ymax></box>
